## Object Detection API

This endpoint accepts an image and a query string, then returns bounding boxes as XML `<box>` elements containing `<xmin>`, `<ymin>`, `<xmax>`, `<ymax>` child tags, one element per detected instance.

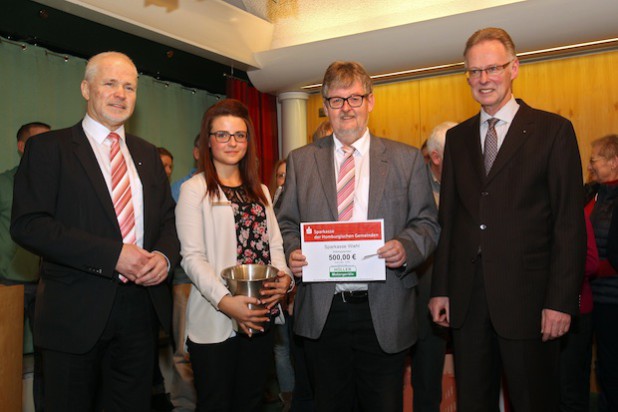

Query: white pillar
<box><xmin>278</xmin><ymin>92</ymin><xmax>309</xmax><ymax>158</ymax></box>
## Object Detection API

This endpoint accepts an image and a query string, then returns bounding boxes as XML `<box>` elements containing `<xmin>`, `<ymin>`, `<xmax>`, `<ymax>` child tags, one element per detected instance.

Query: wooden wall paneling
<box><xmin>0</xmin><ymin>285</ymin><xmax>24</xmax><ymax>412</ymax></box>
<box><xmin>306</xmin><ymin>94</ymin><xmax>324</xmax><ymax>144</ymax></box>
<box><xmin>418</xmin><ymin>73</ymin><xmax>479</xmax><ymax>144</ymax></box>
<box><xmin>516</xmin><ymin>51</ymin><xmax>618</xmax><ymax>175</ymax></box>
<box><xmin>369</xmin><ymin>80</ymin><xmax>421</xmax><ymax>146</ymax></box>
<box><xmin>304</xmin><ymin>50</ymin><xmax>618</xmax><ymax>174</ymax></box>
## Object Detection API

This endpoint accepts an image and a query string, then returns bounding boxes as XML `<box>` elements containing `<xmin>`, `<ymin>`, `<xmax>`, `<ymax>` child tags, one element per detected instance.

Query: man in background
<box><xmin>168</xmin><ymin>134</ymin><xmax>200</xmax><ymax>411</ymax></box>
<box><xmin>11</xmin><ymin>52</ymin><xmax>179</xmax><ymax>411</ymax></box>
<box><xmin>429</xmin><ymin>28</ymin><xmax>585</xmax><ymax>410</ymax></box>
<box><xmin>0</xmin><ymin>121</ymin><xmax>50</xmax><ymax>412</ymax></box>
<box><xmin>410</xmin><ymin>121</ymin><xmax>455</xmax><ymax>412</ymax></box>
<box><xmin>158</xmin><ymin>147</ymin><xmax>174</xmax><ymax>181</ymax></box>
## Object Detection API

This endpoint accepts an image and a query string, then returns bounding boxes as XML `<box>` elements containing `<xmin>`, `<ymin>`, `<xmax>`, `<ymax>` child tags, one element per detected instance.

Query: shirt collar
<box><xmin>480</xmin><ymin>95</ymin><xmax>520</xmax><ymax>125</ymax></box>
<box><xmin>333</xmin><ymin>128</ymin><xmax>370</xmax><ymax>157</ymax></box>
<box><xmin>82</xmin><ymin>114</ymin><xmax>126</xmax><ymax>144</ymax></box>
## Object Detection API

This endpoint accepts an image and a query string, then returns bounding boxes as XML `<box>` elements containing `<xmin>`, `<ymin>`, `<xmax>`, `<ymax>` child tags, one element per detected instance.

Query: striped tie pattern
<box><xmin>109</xmin><ymin>132</ymin><xmax>136</xmax><ymax>245</ymax></box>
<box><xmin>337</xmin><ymin>145</ymin><xmax>355</xmax><ymax>221</ymax></box>
<box><xmin>484</xmin><ymin>118</ymin><xmax>499</xmax><ymax>175</ymax></box>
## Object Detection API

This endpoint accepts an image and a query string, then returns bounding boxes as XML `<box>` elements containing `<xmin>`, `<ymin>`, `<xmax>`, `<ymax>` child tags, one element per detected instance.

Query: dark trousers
<box><xmin>188</xmin><ymin>329</ymin><xmax>274</xmax><ymax>412</ymax></box>
<box><xmin>452</xmin><ymin>262</ymin><xmax>560</xmax><ymax>412</ymax></box>
<box><xmin>41</xmin><ymin>285</ymin><xmax>156</xmax><ymax>412</ymax></box>
<box><xmin>410</xmin><ymin>321</ymin><xmax>448</xmax><ymax>412</ymax></box>
<box><xmin>288</xmin><ymin>315</ymin><xmax>315</xmax><ymax>412</ymax></box>
<box><xmin>559</xmin><ymin>313</ymin><xmax>592</xmax><ymax>412</ymax></box>
<box><xmin>24</xmin><ymin>282</ymin><xmax>44</xmax><ymax>412</ymax></box>
<box><xmin>303</xmin><ymin>296</ymin><xmax>407</xmax><ymax>412</ymax></box>
<box><xmin>592</xmin><ymin>302</ymin><xmax>618</xmax><ymax>412</ymax></box>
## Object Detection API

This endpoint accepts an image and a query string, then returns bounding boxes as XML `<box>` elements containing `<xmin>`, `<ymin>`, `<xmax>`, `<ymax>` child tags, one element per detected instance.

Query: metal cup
<box><xmin>221</xmin><ymin>264</ymin><xmax>279</xmax><ymax>333</ymax></box>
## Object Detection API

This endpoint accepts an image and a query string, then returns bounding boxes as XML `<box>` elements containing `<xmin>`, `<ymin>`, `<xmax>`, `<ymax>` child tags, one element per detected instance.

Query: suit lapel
<box><xmin>470</xmin><ymin>116</ymin><xmax>486</xmax><ymax>182</ymax></box>
<box><xmin>368</xmin><ymin>136</ymin><xmax>388</xmax><ymax>219</ymax></box>
<box><xmin>485</xmin><ymin>102</ymin><xmax>534</xmax><ymax>185</ymax></box>
<box><xmin>314</xmin><ymin>136</ymin><xmax>338</xmax><ymax>220</ymax></box>
<box><xmin>71</xmin><ymin>124</ymin><xmax>120</xmax><ymax>232</ymax></box>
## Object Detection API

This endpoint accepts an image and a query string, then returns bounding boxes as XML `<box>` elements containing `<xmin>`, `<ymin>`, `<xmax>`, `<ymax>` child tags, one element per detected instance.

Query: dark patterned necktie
<box><xmin>484</xmin><ymin>118</ymin><xmax>499</xmax><ymax>175</ymax></box>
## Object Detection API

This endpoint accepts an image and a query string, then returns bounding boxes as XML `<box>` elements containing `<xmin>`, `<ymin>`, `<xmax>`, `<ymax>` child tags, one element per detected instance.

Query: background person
<box><xmin>168</xmin><ymin>135</ymin><xmax>200</xmax><ymax>411</ymax></box>
<box><xmin>585</xmin><ymin>134</ymin><xmax>618</xmax><ymax>411</ymax></box>
<box><xmin>175</xmin><ymin>99</ymin><xmax>293</xmax><ymax>412</ymax></box>
<box><xmin>0</xmin><ymin>121</ymin><xmax>50</xmax><ymax>412</ymax></box>
<box><xmin>410</xmin><ymin>121</ymin><xmax>455</xmax><ymax>412</ymax></box>
<box><xmin>158</xmin><ymin>147</ymin><xmax>174</xmax><ymax>181</ymax></box>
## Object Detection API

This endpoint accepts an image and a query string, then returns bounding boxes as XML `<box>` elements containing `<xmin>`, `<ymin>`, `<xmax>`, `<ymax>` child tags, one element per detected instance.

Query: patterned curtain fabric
<box><xmin>226</xmin><ymin>77</ymin><xmax>279</xmax><ymax>184</ymax></box>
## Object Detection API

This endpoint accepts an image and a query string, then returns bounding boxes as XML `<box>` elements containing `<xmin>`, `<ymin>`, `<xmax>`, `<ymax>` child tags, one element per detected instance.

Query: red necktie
<box><xmin>109</xmin><ymin>133</ymin><xmax>136</xmax><ymax>244</ymax></box>
<box><xmin>337</xmin><ymin>146</ymin><xmax>355</xmax><ymax>221</ymax></box>
<box><xmin>109</xmin><ymin>133</ymin><xmax>135</xmax><ymax>283</ymax></box>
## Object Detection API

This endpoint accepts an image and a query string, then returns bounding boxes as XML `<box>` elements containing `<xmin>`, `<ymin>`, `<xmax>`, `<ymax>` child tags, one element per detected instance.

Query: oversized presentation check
<box><xmin>300</xmin><ymin>219</ymin><xmax>385</xmax><ymax>282</ymax></box>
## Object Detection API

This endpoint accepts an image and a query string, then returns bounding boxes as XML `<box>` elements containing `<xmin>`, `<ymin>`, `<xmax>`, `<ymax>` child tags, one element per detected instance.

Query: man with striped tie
<box><xmin>277</xmin><ymin>61</ymin><xmax>439</xmax><ymax>411</ymax></box>
<box><xmin>11</xmin><ymin>52</ymin><xmax>179</xmax><ymax>412</ymax></box>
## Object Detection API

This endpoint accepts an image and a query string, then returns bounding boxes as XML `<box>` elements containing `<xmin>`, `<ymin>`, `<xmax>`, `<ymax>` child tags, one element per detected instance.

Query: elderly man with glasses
<box><xmin>429</xmin><ymin>27</ymin><xmax>585</xmax><ymax>411</ymax></box>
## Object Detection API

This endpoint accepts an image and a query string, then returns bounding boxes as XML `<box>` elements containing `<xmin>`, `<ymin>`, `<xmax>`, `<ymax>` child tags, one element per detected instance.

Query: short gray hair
<box><xmin>426</xmin><ymin>121</ymin><xmax>457</xmax><ymax>158</ymax></box>
<box><xmin>84</xmin><ymin>52</ymin><xmax>136</xmax><ymax>82</ymax></box>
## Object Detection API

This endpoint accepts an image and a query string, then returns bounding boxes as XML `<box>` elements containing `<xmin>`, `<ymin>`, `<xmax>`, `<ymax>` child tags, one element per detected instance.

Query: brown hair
<box><xmin>269</xmin><ymin>158</ymin><xmax>286</xmax><ymax>198</ymax></box>
<box><xmin>321</xmin><ymin>61</ymin><xmax>373</xmax><ymax>99</ymax></box>
<box><xmin>197</xmin><ymin>99</ymin><xmax>268</xmax><ymax>205</ymax></box>
<box><xmin>157</xmin><ymin>147</ymin><xmax>173</xmax><ymax>160</ymax></box>
<box><xmin>591</xmin><ymin>134</ymin><xmax>618</xmax><ymax>159</ymax></box>
<box><xmin>464</xmin><ymin>27</ymin><xmax>517</xmax><ymax>60</ymax></box>
<box><xmin>312</xmin><ymin>120</ymin><xmax>333</xmax><ymax>142</ymax></box>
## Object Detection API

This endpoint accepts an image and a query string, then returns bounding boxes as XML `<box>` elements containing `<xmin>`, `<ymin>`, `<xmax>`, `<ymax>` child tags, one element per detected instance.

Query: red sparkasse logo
<box><xmin>303</xmin><ymin>221</ymin><xmax>382</xmax><ymax>242</ymax></box>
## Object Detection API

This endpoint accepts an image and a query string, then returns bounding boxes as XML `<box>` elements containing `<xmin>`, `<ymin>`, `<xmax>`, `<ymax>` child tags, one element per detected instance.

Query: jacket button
<box><xmin>480</xmin><ymin>224</ymin><xmax>487</xmax><ymax>230</ymax></box>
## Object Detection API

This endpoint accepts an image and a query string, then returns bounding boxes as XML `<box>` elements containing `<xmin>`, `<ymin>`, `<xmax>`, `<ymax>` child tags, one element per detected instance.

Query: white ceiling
<box><xmin>36</xmin><ymin>0</ymin><xmax>618</xmax><ymax>93</ymax></box>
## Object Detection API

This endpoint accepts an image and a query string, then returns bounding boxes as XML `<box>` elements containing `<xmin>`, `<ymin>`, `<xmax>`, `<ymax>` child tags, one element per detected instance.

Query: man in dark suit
<box><xmin>11</xmin><ymin>52</ymin><xmax>180</xmax><ymax>412</ymax></box>
<box><xmin>429</xmin><ymin>28</ymin><xmax>585</xmax><ymax>411</ymax></box>
<box><xmin>277</xmin><ymin>61</ymin><xmax>439</xmax><ymax>412</ymax></box>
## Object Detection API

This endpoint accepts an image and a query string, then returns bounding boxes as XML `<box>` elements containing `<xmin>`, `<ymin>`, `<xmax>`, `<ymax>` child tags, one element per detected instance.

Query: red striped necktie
<box><xmin>108</xmin><ymin>132</ymin><xmax>136</xmax><ymax>244</ymax></box>
<box><xmin>337</xmin><ymin>145</ymin><xmax>355</xmax><ymax>221</ymax></box>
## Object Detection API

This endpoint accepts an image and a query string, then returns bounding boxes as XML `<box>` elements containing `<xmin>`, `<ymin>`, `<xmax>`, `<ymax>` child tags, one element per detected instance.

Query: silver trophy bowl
<box><xmin>221</xmin><ymin>264</ymin><xmax>279</xmax><ymax>333</ymax></box>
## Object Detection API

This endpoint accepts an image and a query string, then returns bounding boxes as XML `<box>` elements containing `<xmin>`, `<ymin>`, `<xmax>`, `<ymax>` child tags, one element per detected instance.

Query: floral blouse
<box><xmin>221</xmin><ymin>185</ymin><xmax>271</xmax><ymax>265</ymax></box>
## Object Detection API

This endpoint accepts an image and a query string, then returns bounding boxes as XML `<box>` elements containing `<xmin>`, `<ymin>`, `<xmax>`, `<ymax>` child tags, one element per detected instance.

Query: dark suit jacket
<box><xmin>277</xmin><ymin>134</ymin><xmax>439</xmax><ymax>353</ymax></box>
<box><xmin>431</xmin><ymin>100</ymin><xmax>586</xmax><ymax>339</ymax></box>
<box><xmin>11</xmin><ymin>123</ymin><xmax>180</xmax><ymax>354</ymax></box>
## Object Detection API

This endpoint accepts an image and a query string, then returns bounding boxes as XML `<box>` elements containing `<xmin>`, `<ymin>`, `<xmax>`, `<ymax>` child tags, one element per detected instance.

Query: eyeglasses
<box><xmin>465</xmin><ymin>61</ymin><xmax>513</xmax><ymax>79</ymax></box>
<box><xmin>324</xmin><ymin>94</ymin><xmax>369</xmax><ymax>109</ymax></box>
<box><xmin>209</xmin><ymin>131</ymin><xmax>248</xmax><ymax>143</ymax></box>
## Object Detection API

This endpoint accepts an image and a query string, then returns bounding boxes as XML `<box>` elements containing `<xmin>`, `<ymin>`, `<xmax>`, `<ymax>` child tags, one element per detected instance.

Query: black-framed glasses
<box><xmin>209</xmin><ymin>131</ymin><xmax>248</xmax><ymax>143</ymax></box>
<box><xmin>465</xmin><ymin>60</ymin><xmax>513</xmax><ymax>79</ymax></box>
<box><xmin>324</xmin><ymin>94</ymin><xmax>369</xmax><ymax>109</ymax></box>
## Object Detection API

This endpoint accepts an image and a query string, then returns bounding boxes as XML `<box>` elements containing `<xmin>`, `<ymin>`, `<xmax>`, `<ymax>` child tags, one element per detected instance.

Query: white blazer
<box><xmin>176</xmin><ymin>173</ymin><xmax>292</xmax><ymax>344</ymax></box>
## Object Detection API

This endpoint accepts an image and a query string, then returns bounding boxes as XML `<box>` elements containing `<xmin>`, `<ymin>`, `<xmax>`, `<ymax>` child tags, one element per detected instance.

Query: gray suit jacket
<box><xmin>277</xmin><ymin>134</ymin><xmax>439</xmax><ymax>353</ymax></box>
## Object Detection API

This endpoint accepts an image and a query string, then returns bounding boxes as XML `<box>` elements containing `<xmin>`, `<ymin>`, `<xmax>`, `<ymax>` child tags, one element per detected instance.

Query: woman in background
<box><xmin>586</xmin><ymin>134</ymin><xmax>618</xmax><ymax>411</ymax></box>
<box><xmin>176</xmin><ymin>99</ymin><xmax>292</xmax><ymax>412</ymax></box>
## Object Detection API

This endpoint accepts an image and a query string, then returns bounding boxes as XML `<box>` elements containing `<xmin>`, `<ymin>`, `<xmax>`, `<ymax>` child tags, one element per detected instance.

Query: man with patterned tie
<box><xmin>11</xmin><ymin>52</ymin><xmax>180</xmax><ymax>412</ymax></box>
<box><xmin>429</xmin><ymin>28</ymin><xmax>585</xmax><ymax>411</ymax></box>
<box><xmin>277</xmin><ymin>61</ymin><xmax>439</xmax><ymax>411</ymax></box>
